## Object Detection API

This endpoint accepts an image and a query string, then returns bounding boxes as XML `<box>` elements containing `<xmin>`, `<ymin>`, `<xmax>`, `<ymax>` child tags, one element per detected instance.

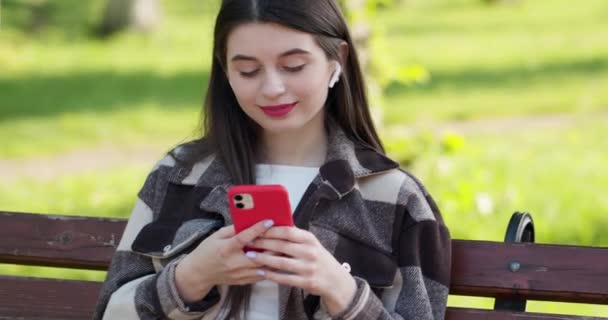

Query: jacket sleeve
<box><xmin>319</xmin><ymin>175</ymin><xmax>452</xmax><ymax>320</ymax></box>
<box><xmin>93</xmin><ymin>156</ymin><xmax>221</xmax><ymax>320</ymax></box>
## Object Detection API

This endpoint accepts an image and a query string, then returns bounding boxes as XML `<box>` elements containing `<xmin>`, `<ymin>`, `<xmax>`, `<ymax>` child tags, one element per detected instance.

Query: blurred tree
<box><xmin>97</xmin><ymin>0</ymin><xmax>162</xmax><ymax>37</ymax></box>
<box><xmin>339</xmin><ymin>0</ymin><xmax>388</xmax><ymax>127</ymax></box>
<box><xmin>2</xmin><ymin>0</ymin><xmax>53</xmax><ymax>33</ymax></box>
<box><xmin>340</xmin><ymin>0</ymin><xmax>432</xmax><ymax>128</ymax></box>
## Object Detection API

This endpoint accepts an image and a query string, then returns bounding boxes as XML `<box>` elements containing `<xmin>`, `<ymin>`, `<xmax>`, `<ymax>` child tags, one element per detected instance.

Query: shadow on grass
<box><xmin>0</xmin><ymin>70</ymin><xmax>210</xmax><ymax>121</ymax></box>
<box><xmin>385</xmin><ymin>57</ymin><xmax>608</xmax><ymax>96</ymax></box>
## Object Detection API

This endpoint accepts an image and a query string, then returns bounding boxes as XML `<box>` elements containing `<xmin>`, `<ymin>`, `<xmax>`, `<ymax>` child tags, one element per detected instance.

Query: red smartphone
<box><xmin>228</xmin><ymin>185</ymin><xmax>294</xmax><ymax>249</ymax></box>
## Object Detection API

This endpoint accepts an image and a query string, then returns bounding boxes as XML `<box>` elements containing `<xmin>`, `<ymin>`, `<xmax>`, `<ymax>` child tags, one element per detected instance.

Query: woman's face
<box><xmin>225</xmin><ymin>22</ymin><xmax>336</xmax><ymax>134</ymax></box>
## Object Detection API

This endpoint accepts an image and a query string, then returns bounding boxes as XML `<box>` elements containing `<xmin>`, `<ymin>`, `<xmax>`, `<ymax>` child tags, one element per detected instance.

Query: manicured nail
<box><xmin>246</xmin><ymin>251</ymin><xmax>257</xmax><ymax>259</ymax></box>
<box><xmin>256</xmin><ymin>269</ymin><xmax>266</xmax><ymax>276</ymax></box>
<box><xmin>263</xmin><ymin>220</ymin><xmax>274</xmax><ymax>228</ymax></box>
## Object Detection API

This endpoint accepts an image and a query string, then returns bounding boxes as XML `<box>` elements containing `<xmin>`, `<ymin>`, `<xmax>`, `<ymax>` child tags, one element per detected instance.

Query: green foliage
<box><xmin>384</xmin><ymin>132</ymin><xmax>434</xmax><ymax>167</ymax></box>
<box><xmin>1</xmin><ymin>0</ymin><xmax>104</xmax><ymax>38</ymax></box>
<box><xmin>410</xmin><ymin>117</ymin><xmax>608</xmax><ymax>246</ymax></box>
<box><xmin>340</xmin><ymin>0</ymin><xmax>395</xmax><ymax>23</ymax></box>
<box><xmin>340</xmin><ymin>0</ymin><xmax>431</xmax><ymax>88</ymax></box>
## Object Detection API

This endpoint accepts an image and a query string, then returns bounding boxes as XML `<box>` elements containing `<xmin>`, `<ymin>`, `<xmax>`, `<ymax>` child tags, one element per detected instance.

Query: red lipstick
<box><xmin>259</xmin><ymin>102</ymin><xmax>297</xmax><ymax>117</ymax></box>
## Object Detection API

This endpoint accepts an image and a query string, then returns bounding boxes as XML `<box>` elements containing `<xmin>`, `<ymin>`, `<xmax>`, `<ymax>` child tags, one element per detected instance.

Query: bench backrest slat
<box><xmin>1</xmin><ymin>211</ymin><xmax>608</xmax><ymax>318</ymax></box>
<box><xmin>446</xmin><ymin>307</ymin><xmax>605</xmax><ymax>320</ymax></box>
<box><xmin>451</xmin><ymin>240</ymin><xmax>608</xmax><ymax>305</ymax></box>
<box><xmin>0</xmin><ymin>276</ymin><xmax>100</xmax><ymax>320</ymax></box>
<box><xmin>0</xmin><ymin>211</ymin><xmax>125</xmax><ymax>270</ymax></box>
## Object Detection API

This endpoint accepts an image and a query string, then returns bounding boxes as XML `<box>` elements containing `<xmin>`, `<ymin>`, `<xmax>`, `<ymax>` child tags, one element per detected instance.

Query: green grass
<box><xmin>2</xmin><ymin>0</ymin><xmax>607</xmax><ymax>158</ymax></box>
<box><xmin>0</xmin><ymin>166</ymin><xmax>149</xmax><ymax>217</ymax></box>
<box><xmin>389</xmin><ymin>115</ymin><xmax>608</xmax><ymax>246</ymax></box>
<box><xmin>377</xmin><ymin>0</ymin><xmax>608</xmax><ymax>123</ymax></box>
<box><xmin>0</xmin><ymin>104</ymin><xmax>200</xmax><ymax>158</ymax></box>
<box><xmin>0</xmin><ymin>0</ymin><xmax>216</xmax><ymax>158</ymax></box>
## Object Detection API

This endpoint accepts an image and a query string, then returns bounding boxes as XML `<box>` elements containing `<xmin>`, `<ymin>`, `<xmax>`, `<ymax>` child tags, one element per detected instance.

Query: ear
<box><xmin>329</xmin><ymin>62</ymin><xmax>342</xmax><ymax>88</ymax></box>
<box><xmin>328</xmin><ymin>41</ymin><xmax>349</xmax><ymax>88</ymax></box>
<box><xmin>338</xmin><ymin>41</ymin><xmax>349</xmax><ymax>65</ymax></box>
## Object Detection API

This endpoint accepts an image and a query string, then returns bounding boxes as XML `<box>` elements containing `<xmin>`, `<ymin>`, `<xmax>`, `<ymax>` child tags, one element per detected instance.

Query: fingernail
<box><xmin>263</xmin><ymin>220</ymin><xmax>274</xmax><ymax>228</ymax></box>
<box><xmin>256</xmin><ymin>269</ymin><xmax>266</xmax><ymax>276</ymax></box>
<box><xmin>246</xmin><ymin>251</ymin><xmax>257</xmax><ymax>259</ymax></box>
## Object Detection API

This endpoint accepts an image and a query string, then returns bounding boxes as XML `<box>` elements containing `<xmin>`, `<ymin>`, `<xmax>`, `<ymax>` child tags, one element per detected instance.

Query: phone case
<box><xmin>228</xmin><ymin>184</ymin><xmax>294</xmax><ymax>235</ymax></box>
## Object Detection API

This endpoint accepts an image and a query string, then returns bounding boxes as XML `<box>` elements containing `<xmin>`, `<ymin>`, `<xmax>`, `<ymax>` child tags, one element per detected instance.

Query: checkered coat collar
<box><xmin>169</xmin><ymin>126</ymin><xmax>399</xmax><ymax>199</ymax></box>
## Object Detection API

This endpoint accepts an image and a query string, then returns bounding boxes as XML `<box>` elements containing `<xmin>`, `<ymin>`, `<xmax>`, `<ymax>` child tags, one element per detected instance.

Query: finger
<box><xmin>231</xmin><ymin>219</ymin><xmax>275</xmax><ymax>249</ymax></box>
<box><xmin>258</xmin><ymin>269</ymin><xmax>308</xmax><ymax>289</ymax></box>
<box><xmin>226</xmin><ymin>253</ymin><xmax>265</xmax><ymax>270</ymax></box>
<box><xmin>231</xmin><ymin>267</ymin><xmax>267</xmax><ymax>281</ymax></box>
<box><xmin>261</xmin><ymin>226</ymin><xmax>316</xmax><ymax>244</ymax></box>
<box><xmin>251</xmin><ymin>238</ymin><xmax>311</xmax><ymax>259</ymax></box>
<box><xmin>245</xmin><ymin>251</ymin><xmax>309</xmax><ymax>275</ymax></box>
<box><xmin>234</xmin><ymin>276</ymin><xmax>267</xmax><ymax>285</ymax></box>
<box><xmin>262</xmin><ymin>250</ymin><xmax>282</xmax><ymax>257</ymax></box>
<box><xmin>214</xmin><ymin>225</ymin><xmax>235</xmax><ymax>239</ymax></box>
<box><xmin>227</xmin><ymin>268</ymin><xmax>266</xmax><ymax>285</ymax></box>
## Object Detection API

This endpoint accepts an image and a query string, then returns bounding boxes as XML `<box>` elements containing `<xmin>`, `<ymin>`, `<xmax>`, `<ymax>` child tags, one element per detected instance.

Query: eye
<box><xmin>284</xmin><ymin>65</ymin><xmax>306</xmax><ymax>73</ymax></box>
<box><xmin>239</xmin><ymin>69</ymin><xmax>260</xmax><ymax>78</ymax></box>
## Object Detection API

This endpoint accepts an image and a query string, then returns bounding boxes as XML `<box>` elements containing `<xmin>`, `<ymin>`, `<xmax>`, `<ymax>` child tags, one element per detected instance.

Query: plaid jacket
<box><xmin>93</xmin><ymin>128</ymin><xmax>451</xmax><ymax>320</ymax></box>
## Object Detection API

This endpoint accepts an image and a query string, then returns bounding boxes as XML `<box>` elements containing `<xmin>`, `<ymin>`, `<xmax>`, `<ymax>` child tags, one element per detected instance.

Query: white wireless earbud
<box><xmin>329</xmin><ymin>62</ymin><xmax>342</xmax><ymax>88</ymax></box>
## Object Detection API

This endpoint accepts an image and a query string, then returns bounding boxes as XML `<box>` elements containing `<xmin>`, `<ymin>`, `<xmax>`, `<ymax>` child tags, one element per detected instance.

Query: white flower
<box><xmin>475</xmin><ymin>192</ymin><xmax>494</xmax><ymax>216</ymax></box>
<box><xmin>436</xmin><ymin>157</ymin><xmax>452</xmax><ymax>175</ymax></box>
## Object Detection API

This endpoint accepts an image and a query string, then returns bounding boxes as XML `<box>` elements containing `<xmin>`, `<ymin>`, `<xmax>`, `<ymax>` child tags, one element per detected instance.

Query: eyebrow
<box><xmin>230</xmin><ymin>48</ymin><xmax>311</xmax><ymax>62</ymax></box>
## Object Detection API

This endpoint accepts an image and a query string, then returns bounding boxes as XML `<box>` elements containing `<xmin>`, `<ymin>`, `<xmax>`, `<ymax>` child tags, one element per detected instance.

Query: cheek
<box><xmin>230</xmin><ymin>79</ymin><xmax>258</xmax><ymax>106</ymax></box>
<box><xmin>291</xmin><ymin>72</ymin><xmax>329</xmax><ymax>104</ymax></box>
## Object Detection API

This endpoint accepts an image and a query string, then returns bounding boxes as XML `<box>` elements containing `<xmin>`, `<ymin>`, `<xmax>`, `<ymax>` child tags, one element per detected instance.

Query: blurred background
<box><xmin>0</xmin><ymin>0</ymin><xmax>606</xmax><ymax>316</ymax></box>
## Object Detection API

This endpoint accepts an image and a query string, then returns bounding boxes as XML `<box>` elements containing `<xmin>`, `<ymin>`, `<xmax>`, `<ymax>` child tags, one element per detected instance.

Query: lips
<box><xmin>259</xmin><ymin>102</ymin><xmax>297</xmax><ymax>117</ymax></box>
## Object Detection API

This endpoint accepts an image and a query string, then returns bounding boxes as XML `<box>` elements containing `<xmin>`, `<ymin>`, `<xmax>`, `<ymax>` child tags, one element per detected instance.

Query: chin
<box><xmin>250</xmin><ymin>110</ymin><xmax>324</xmax><ymax>135</ymax></box>
<box><xmin>259</xmin><ymin>123</ymin><xmax>301</xmax><ymax>134</ymax></box>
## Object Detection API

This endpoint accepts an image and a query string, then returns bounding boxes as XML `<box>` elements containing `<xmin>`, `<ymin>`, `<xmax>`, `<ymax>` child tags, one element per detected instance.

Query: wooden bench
<box><xmin>0</xmin><ymin>210</ymin><xmax>606</xmax><ymax>319</ymax></box>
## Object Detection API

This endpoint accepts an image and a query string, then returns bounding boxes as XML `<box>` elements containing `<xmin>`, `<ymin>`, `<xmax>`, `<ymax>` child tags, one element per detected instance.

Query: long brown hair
<box><xmin>189</xmin><ymin>0</ymin><xmax>384</xmax><ymax>318</ymax></box>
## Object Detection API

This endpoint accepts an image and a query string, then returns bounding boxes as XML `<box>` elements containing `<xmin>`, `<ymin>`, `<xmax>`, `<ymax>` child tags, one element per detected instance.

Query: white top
<box><xmin>246</xmin><ymin>164</ymin><xmax>319</xmax><ymax>320</ymax></box>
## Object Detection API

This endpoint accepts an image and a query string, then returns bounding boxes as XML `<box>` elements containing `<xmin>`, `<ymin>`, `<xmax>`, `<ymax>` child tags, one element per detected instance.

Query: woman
<box><xmin>94</xmin><ymin>0</ymin><xmax>451</xmax><ymax>319</ymax></box>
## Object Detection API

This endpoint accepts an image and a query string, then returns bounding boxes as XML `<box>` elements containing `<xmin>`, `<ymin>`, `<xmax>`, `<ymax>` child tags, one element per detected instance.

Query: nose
<box><xmin>260</xmin><ymin>70</ymin><xmax>286</xmax><ymax>99</ymax></box>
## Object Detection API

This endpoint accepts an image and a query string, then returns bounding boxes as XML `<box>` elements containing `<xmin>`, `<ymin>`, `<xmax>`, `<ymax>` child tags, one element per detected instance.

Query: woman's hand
<box><xmin>175</xmin><ymin>219</ymin><xmax>275</xmax><ymax>303</ymax></box>
<box><xmin>247</xmin><ymin>226</ymin><xmax>357</xmax><ymax>316</ymax></box>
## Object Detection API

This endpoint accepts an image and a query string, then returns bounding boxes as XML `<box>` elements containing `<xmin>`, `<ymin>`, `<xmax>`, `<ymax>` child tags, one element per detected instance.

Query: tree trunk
<box><xmin>98</xmin><ymin>0</ymin><xmax>161</xmax><ymax>37</ymax></box>
<box><xmin>341</xmin><ymin>0</ymin><xmax>384</xmax><ymax>128</ymax></box>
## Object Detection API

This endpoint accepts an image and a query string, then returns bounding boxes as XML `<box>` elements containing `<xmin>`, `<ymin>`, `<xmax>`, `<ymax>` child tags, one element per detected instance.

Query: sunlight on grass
<box><xmin>0</xmin><ymin>104</ymin><xmax>200</xmax><ymax>158</ymax></box>
<box><xmin>0</xmin><ymin>167</ymin><xmax>149</xmax><ymax>217</ymax></box>
<box><xmin>377</xmin><ymin>0</ymin><xmax>608</xmax><ymax>122</ymax></box>
<box><xmin>408</xmin><ymin>116</ymin><xmax>608</xmax><ymax>246</ymax></box>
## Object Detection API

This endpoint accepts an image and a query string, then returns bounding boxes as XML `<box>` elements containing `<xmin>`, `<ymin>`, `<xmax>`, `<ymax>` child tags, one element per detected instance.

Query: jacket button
<box><xmin>163</xmin><ymin>245</ymin><xmax>172</xmax><ymax>253</ymax></box>
<box><xmin>341</xmin><ymin>262</ymin><xmax>351</xmax><ymax>273</ymax></box>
